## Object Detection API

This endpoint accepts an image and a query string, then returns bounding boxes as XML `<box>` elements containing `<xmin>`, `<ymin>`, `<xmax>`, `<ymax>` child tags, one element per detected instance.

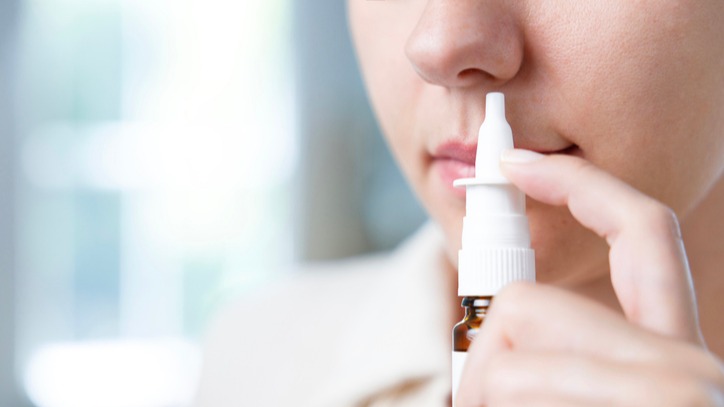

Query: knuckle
<box><xmin>640</xmin><ymin>201</ymin><xmax>681</xmax><ymax>238</ymax></box>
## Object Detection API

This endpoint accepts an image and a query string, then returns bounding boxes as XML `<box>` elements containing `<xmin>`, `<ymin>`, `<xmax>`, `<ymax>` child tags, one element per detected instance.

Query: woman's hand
<box><xmin>455</xmin><ymin>149</ymin><xmax>724</xmax><ymax>406</ymax></box>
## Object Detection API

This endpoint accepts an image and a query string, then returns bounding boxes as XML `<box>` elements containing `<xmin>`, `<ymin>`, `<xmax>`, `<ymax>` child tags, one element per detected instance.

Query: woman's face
<box><xmin>348</xmin><ymin>1</ymin><xmax>724</xmax><ymax>286</ymax></box>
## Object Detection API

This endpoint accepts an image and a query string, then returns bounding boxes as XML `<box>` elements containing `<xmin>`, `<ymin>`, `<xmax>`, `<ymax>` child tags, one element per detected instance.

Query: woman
<box><xmin>195</xmin><ymin>1</ymin><xmax>724</xmax><ymax>405</ymax></box>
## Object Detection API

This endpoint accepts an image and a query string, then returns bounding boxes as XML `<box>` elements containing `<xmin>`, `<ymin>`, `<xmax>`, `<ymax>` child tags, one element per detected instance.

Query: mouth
<box><xmin>431</xmin><ymin>141</ymin><xmax>581</xmax><ymax>198</ymax></box>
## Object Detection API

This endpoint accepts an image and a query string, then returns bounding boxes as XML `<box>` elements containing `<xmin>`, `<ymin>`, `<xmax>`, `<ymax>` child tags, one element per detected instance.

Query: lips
<box><xmin>431</xmin><ymin>141</ymin><xmax>580</xmax><ymax>199</ymax></box>
<box><xmin>434</xmin><ymin>142</ymin><xmax>478</xmax><ymax>166</ymax></box>
<box><xmin>430</xmin><ymin>142</ymin><xmax>478</xmax><ymax>199</ymax></box>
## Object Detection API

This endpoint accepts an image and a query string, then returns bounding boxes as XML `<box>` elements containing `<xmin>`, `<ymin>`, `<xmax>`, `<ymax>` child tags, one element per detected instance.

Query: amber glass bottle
<box><xmin>451</xmin><ymin>296</ymin><xmax>492</xmax><ymax>404</ymax></box>
<box><xmin>452</xmin><ymin>296</ymin><xmax>492</xmax><ymax>352</ymax></box>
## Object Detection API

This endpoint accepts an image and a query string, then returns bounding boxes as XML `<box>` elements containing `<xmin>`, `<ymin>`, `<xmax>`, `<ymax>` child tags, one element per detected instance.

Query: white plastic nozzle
<box><xmin>452</xmin><ymin>92</ymin><xmax>536</xmax><ymax>296</ymax></box>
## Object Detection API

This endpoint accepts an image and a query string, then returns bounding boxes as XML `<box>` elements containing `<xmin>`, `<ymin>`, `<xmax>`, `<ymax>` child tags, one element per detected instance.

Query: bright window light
<box><xmin>16</xmin><ymin>0</ymin><xmax>293</xmax><ymax>405</ymax></box>
<box><xmin>24</xmin><ymin>339</ymin><xmax>201</xmax><ymax>407</ymax></box>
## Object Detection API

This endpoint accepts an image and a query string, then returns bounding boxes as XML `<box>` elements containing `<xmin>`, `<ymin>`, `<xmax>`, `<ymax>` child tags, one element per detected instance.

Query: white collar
<box><xmin>310</xmin><ymin>222</ymin><xmax>453</xmax><ymax>406</ymax></box>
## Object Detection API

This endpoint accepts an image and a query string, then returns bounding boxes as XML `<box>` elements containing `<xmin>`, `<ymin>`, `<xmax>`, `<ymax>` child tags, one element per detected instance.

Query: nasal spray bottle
<box><xmin>451</xmin><ymin>93</ymin><xmax>536</xmax><ymax>404</ymax></box>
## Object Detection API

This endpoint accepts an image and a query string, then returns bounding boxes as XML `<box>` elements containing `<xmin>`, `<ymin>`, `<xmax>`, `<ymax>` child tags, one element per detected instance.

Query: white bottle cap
<box><xmin>453</xmin><ymin>93</ymin><xmax>536</xmax><ymax>296</ymax></box>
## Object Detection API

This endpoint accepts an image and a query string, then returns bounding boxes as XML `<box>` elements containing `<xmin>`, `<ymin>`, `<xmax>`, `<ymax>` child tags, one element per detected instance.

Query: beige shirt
<box><xmin>193</xmin><ymin>223</ymin><xmax>454</xmax><ymax>407</ymax></box>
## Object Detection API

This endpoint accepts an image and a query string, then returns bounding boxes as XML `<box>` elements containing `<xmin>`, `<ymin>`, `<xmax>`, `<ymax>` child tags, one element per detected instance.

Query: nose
<box><xmin>405</xmin><ymin>1</ymin><xmax>524</xmax><ymax>89</ymax></box>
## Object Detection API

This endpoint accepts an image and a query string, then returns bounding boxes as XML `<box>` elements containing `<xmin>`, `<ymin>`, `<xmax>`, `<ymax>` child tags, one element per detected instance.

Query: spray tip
<box><xmin>484</xmin><ymin>92</ymin><xmax>506</xmax><ymax>120</ymax></box>
<box><xmin>475</xmin><ymin>93</ymin><xmax>513</xmax><ymax>182</ymax></box>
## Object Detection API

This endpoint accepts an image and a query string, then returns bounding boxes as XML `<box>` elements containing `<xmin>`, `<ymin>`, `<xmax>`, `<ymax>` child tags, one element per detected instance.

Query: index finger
<box><xmin>500</xmin><ymin>149</ymin><xmax>703</xmax><ymax>344</ymax></box>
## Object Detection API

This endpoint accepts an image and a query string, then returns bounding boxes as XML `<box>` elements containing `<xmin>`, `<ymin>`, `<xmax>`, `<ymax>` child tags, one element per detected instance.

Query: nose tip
<box><xmin>405</xmin><ymin>38</ymin><xmax>501</xmax><ymax>88</ymax></box>
<box><xmin>404</xmin><ymin>2</ymin><xmax>524</xmax><ymax>89</ymax></box>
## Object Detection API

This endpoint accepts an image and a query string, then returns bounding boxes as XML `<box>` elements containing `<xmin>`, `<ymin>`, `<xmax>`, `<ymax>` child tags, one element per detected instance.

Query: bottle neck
<box><xmin>461</xmin><ymin>296</ymin><xmax>492</xmax><ymax>319</ymax></box>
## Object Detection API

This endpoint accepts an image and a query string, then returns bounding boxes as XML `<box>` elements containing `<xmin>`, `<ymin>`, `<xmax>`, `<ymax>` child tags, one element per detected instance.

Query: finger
<box><xmin>465</xmin><ymin>282</ymin><xmax>663</xmax><ymax>367</ymax></box>
<box><xmin>500</xmin><ymin>149</ymin><xmax>702</xmax><ymax>343</ymax></box>
<box><xmin>457</xmin><ymin>349</ymin><xmax>679</xmax><ymax>407</ymax></box>
<box><xmin>461</xmin><ymin>283</ymin><xmax>721</xmax><ymax>402</ymax></box>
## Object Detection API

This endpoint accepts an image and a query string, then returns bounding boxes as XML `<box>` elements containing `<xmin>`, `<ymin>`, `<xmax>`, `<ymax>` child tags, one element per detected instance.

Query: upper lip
<box><xmin>433</xmin><ymin>142</ymin><xmax>478</xmax><ymax>165</ymax></box>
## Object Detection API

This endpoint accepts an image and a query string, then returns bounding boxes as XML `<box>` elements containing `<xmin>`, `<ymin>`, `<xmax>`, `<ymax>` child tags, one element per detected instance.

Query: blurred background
<box><xmin>0</xmin><ymin>0</ymin><xmax>426</xmax><ymax>406</ymax></box>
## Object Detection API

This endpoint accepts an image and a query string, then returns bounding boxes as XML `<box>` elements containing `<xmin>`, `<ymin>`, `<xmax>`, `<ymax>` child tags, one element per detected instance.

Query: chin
<box><xmin>527</xmin><ymin>202</ymin><xmax>610</xmax><ymax>287</ymax></box>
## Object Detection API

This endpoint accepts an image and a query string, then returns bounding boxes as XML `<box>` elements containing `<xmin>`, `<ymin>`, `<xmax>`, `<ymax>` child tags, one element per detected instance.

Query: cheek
<box><xmin>348</xmin><ymin>3</ymin><xmax>423</xmax><ymax>177</ymax></box>
<box><xmin>527</xmin><ymin>202</ymin><xmax>609</xmax><ymax>285</ymax></box>
<box><xmin>538</xmin><ymin>2</ymin><xmax>724</xmax><ymax>216</ymax></box>
<box><xmin>350</xmin><ymin>2</ymin><xmax>458</xmax><ymax>229</ymax></box>
<box><xmin>348</xmin><ymin>2</ymin><xmax>420</xmax><ymax>125</ymax></box>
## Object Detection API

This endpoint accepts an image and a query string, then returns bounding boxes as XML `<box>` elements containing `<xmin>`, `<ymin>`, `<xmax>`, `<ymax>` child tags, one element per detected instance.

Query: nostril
<box><xmin>457</xmin><ymin>68</ymin><xmax>477</xmax><ymax>78</ymax></box>
<box><xmin>457</xmin><ymin>68</ymin><xmax>494</xmax><ymax>85</ymax></box>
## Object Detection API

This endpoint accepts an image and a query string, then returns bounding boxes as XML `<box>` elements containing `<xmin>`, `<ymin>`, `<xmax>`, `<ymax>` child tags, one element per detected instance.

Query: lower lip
<box><xmin>431</xmin><ymin>158</ymin><xmax>475</xmax><ymax>199</ymax></box>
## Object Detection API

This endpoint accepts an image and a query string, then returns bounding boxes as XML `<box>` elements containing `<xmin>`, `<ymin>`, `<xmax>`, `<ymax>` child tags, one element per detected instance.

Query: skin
<box><xmin>347</xmin><ymin>0</ymin><xmax>724</xmax><ymax>405</ymax></box>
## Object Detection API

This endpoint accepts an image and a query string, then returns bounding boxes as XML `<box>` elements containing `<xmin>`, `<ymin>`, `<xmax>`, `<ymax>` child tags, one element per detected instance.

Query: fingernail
<box><xmin>500</xmin><ymin>149</ymin><xmax>545</xmax><ymax>164</ymax></box>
